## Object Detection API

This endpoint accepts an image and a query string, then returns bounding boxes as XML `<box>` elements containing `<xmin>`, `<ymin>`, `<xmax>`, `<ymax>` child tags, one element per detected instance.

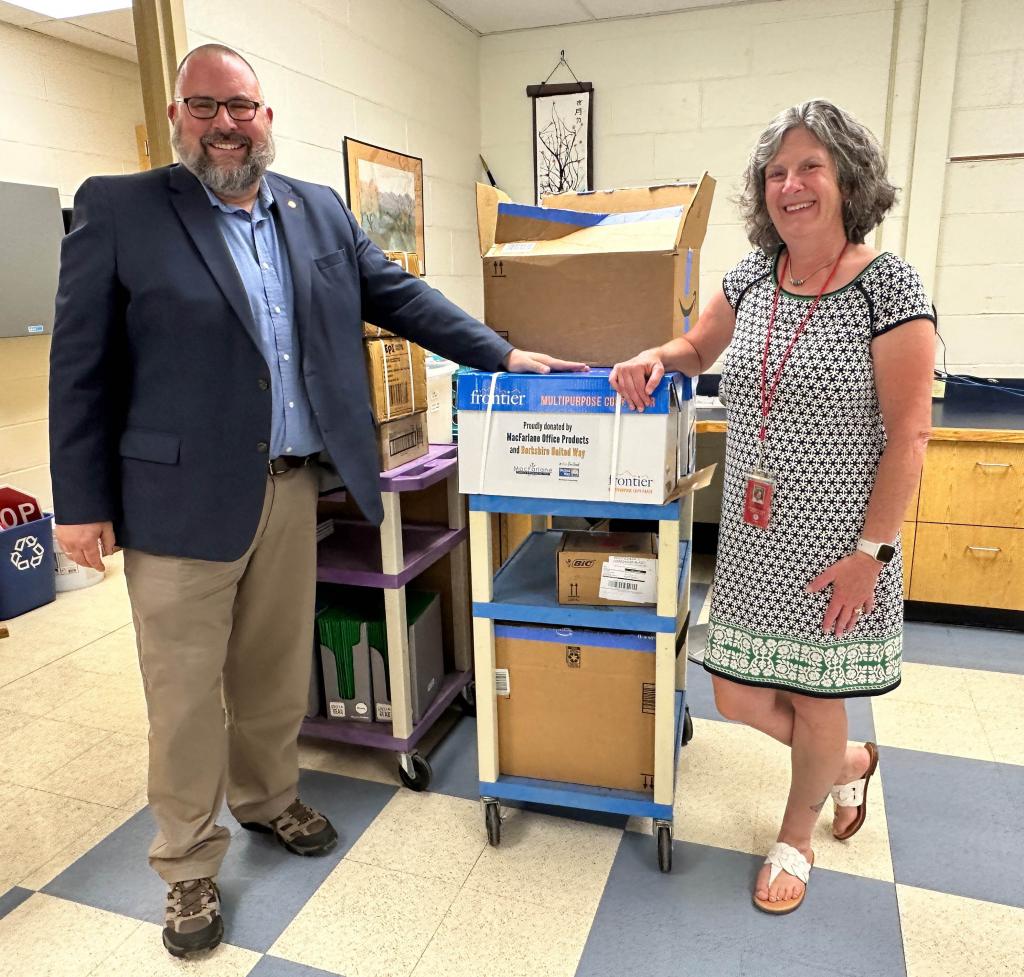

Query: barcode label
<box><xmin>389</xmin><ymin>381</ymin><xmax>410</xmax><ymax>406</ymax></box>
<box><xmin>329</xmin><ymin>701</ymin><xmax>346</xmax><ymax>718</ymax></box>
<box><xmin>599</xmin><ymin>556</ymin><xmax>656</xmax><ymax>603</ymax></box>
<box><xmin>388</xmin><ymin>429</ymin><xmax>423</xmax><ymax>454</ymax></box>
<box><xmin>375</xmin><ymin>702</ymin><xmax>392</xmax><ymax>721</ymax></box>
<box><xmin>642</xmin><ymin>683</ymin><xmax>656</xmax><ymax>715</ymax></box>
<box><xmin>495</xmin><ymin>668</ymin><xmax>510</xmax><ymax>697</ymax></box>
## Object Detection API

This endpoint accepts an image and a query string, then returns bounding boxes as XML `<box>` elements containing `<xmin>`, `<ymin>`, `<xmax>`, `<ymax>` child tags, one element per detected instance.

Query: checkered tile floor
<box><xmin>1</xmin><ymin>554</ymin><xmax>1022</xmax><ymax>977</ymax></box>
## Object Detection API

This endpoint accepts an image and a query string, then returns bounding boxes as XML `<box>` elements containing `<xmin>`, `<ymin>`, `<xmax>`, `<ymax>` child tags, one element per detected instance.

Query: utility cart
<box><xmin>301</xmin><ymin>444</ymin><xmax>474</xmax><ymax>791</ymax></box>
<box><xmin>467</xmin><ymin>492</ymin><xmax>695</xmax><ymax>873</ymax></box>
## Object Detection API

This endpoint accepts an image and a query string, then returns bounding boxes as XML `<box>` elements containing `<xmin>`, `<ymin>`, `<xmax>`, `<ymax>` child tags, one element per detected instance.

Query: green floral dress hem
<box><xmin>704</xmin><ymin>618</ymin><xmax>902</xmax><ymax>697</ymax></box>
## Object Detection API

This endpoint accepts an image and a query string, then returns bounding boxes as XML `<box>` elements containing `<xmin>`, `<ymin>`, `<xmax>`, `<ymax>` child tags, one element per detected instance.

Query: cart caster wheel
<box><xmin>656</xmin><ymin>823</ymin><xmax>673</xmax><ymax>873</ymax></box>
<box><xmin>398</xmin><ymin>752</ymin><xmax>432</xmax><ymax>792</ymax></box>
<box><xmin>459</xmin><ymin>681</ymin><xmax>477</xmax><ymax>717</ymax></box>
<box><xmin>484</xmin><ymin>801</ymin><xmax>501</xmax><ymax>847</ymax></box>
<box><xmin>681</xmin><ymin>707</ymin><xmax>694</xmax><ymax>746</ymax></box>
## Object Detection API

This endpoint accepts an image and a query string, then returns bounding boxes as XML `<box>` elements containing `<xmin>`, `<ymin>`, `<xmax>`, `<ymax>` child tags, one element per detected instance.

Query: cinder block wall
<box><xmin>184</xmin><ymin>0</ymin><xmax>486</xmax><ymax>318</ymax></box>
<box><xmin>480</xmin><ymin>0</ymin><xmax>1024</xmax><ymax>377</ymax></box>
<box><xmin>0</xmin><ymin>22</ymin><xmax>144</xmax><ymax>510</ymax></box>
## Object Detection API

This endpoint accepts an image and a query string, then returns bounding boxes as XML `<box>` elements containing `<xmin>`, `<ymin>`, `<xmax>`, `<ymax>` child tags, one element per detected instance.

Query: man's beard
<box><xmin>172</xmin><ymin>123</ymin><xmax>276</xmax><ymax>196</ymax></box>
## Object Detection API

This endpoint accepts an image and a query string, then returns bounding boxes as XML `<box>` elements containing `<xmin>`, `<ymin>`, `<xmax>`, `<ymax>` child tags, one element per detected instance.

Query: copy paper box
<box><xmin>376</xmin><ymin>410</ymin><xmax>428</xmax><ymax>471</ymax></box>
<box><xmin>495</xmin><ymin>623</ymin><xmax>659</xmax><ymax>792</ymax></box>
<box><xmin>557</xmin><ymin>531</ymin><xmax>658</xmax><ymax>607</ymax></box>
<box><xmin>364</xmin><ymin>336</ymin><xmax>427</xmax><ymax>422</ymax></box>
<box><xmin>457</xmin><ymin>369</ymin><xmax>693</xmax><ymax>504</ymax></box>
<box><xmin>363</xmin><ymin>251</ymin><xmax>421</xmax><ymax>338</ymax></box>
<box><xmin>476</xmin><ymin>176</ymin><xmax>715</xmax><ymax>366</ymax></box>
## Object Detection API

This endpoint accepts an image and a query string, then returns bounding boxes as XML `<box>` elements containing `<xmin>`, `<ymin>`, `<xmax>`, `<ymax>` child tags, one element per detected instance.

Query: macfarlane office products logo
<box><xmin>469</xmin><ymin>387</ymin><xmax>526</xmax><ymax>407</ymax></box>
<box><xmin>558</xmin><ymin>464</ymin><xmax>580</xmax><ymax>479</ymax></box>
<box><xmin>513</xmin><ymin>462</ymin><xmax>552</xmax><ymax>477</ymax></box>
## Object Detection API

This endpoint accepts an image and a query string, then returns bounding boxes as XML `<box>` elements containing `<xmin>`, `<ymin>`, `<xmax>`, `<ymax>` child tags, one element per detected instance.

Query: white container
<box><xmin>52</xmin><ymin>527</ymin><xmax>104</xmax><ymax>592</ymax></box>
<box><xmin>426</xmin><ymin>359</ymin><xmax>458</xmax><ymax>444</ymax></box>
<box><xmin>457</xmin><ymin>369</ymin><xmax>694</xmax><ymax>504</ymax></box>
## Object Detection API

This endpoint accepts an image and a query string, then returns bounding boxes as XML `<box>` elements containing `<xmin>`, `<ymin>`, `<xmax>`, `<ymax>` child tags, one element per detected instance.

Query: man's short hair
<box><xmin>174</xmin><ymin>44</ymin><xmax>260</xmax><ymax>98</ymax></box>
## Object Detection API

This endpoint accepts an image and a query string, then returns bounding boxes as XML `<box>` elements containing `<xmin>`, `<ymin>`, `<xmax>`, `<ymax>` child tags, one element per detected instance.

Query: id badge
<box><xmin>742</xmin><ymin>472</ymin><xmax>775</xmax><ymax>528</ymax></box>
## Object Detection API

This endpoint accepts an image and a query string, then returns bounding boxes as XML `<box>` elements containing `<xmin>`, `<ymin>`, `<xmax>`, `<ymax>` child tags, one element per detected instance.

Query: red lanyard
<box><xmin>758</xmin><ymin>243</ymin><xmax>848</xmax><ymax>445</ymax></box>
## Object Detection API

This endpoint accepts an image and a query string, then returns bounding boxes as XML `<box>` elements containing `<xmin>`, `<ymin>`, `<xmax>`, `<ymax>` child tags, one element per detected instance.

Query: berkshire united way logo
<box><xmin>10</xmin><ymin>535</ymin><xmax>45</xmax><ymax>571</ymax></box>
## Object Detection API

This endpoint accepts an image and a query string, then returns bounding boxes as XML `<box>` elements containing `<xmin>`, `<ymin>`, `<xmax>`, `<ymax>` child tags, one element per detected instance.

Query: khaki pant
<box><xmin>124</xmin><ymin>466</ymin><xmax>319</xmax><ymax>883</ymax></box>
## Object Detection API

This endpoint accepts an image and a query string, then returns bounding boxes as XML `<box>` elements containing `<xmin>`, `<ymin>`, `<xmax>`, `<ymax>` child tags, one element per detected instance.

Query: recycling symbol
<box><xmin>10</xmin><ymin>535</ymin><xmax>44</xmax><ymax>571</ymax></box>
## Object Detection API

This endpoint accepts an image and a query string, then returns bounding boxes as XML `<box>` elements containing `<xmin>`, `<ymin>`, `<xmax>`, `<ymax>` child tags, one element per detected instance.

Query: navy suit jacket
<box><xmin>49</xmin><ymin>164</ymin><xmax>512</xmax><ymax>561</ymax></box>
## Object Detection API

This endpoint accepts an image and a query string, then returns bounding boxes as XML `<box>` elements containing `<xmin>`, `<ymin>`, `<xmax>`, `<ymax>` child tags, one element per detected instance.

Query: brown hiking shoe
<box><xmin>240</xmin><ymin>797</ymin><xmax>338</xmax><ymax>856</ymax></box>
<box><xmin>163</xmin><ymin>877</ymin><xmax>223</xmax><ymax>958</ymax></box>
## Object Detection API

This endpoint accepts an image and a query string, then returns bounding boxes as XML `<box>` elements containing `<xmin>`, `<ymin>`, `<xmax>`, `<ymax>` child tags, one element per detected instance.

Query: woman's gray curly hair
<box><xmin>738</xmin><ymin>99</ymin><xmax>897</xmax><ymax>251</ymax></box>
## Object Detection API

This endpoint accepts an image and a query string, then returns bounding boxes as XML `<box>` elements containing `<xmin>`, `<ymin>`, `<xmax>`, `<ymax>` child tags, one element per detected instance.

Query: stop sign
<box><xmin>0</xmin><ymin>485</ymin><xmax>42</xmax><ymax>529</ymax></box>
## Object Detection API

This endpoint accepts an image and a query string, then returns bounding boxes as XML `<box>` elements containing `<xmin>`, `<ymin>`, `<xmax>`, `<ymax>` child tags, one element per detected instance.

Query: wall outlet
<box><xmin>932</xmin><ymin>378</ymin><xmax>946</xmax><ymax>399</ymax></box>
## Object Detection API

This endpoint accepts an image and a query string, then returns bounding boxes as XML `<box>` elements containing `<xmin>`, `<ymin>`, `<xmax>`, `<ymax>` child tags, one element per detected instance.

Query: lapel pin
<box><xmin>288</xmin><ymin>199</ymin><xmax>297</xmax><ymax>208</ymax></box>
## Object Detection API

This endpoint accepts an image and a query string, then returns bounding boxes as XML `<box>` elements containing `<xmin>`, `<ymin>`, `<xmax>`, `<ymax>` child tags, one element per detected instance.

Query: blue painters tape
<box><xmin>494</xmin><ymin>621</ymin><xmax>657</xmax><ymax>652</ymax></box>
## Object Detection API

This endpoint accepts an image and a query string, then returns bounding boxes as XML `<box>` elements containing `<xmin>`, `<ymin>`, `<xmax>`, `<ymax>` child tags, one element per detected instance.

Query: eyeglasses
<box><xmin>176</xmin><ymin>96</ymin><xmax>262</xmax><ymax>121</ymax></box>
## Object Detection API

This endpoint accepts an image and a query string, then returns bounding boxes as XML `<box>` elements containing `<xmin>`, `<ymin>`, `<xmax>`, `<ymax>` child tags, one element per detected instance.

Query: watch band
<box><xmin>857</xmin><ymin>538</ymin><xmax>896</xmax><ymax>564</ymax></box>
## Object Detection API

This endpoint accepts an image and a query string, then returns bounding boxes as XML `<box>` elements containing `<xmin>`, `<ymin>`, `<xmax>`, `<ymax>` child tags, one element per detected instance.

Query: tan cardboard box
<box><xmin>363</xmin><ymin>251</ymin><xmax>420</xmax><ymax>338</ymax></box>
<box><xmin>376</xmin><ymin>410</ymin><xmax>428</xmax><ymax>471</ymax></box>
<box><xmin>495</xmin><ymin>623</ymin><xmax>658</xmax><ymax>793</ymax></box>
<box><xmin>557</xmin><ymin>531</ymin><xmax>658</xmax><ymax>607</ymax></box>
<box><xmin>364</xmin><ymin>336</ymin><xmax>427</xmax><ymax>422</ymax></box>
<box><xmin>475</xmin><ymin>176</ymin><xmax>715</xmax><ymax>366</ymax></box>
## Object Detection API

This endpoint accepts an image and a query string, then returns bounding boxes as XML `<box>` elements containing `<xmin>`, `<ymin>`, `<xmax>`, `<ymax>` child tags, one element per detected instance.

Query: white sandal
<box><xmin>831</xmin><ymin>741</ymin><xmax>878</xmax><ymax>840</ymax></box>
<box><xmin>752</xmin><ymin>842</ymin><xmax>813</xmax><ymax>915</ymax></box>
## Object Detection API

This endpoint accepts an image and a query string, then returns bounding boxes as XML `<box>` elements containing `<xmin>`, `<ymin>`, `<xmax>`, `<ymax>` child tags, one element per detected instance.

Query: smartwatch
<box><xmin>857</xmin><ymin>538</ymin><xmax>896</xmax><ymax>564</ymax></box>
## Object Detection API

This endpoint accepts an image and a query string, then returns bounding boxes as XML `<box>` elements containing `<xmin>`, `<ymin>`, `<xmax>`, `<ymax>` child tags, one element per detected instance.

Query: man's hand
<box><xmin>55</xmin><ymin>521</ymin><xmax>117</xmax><ymax>572</ymax></box>
<box><xmin>503</xmin><ymin>350</ymin><xmax>589</xmax><ymax>374</ymax></box>
<box><xmin>609</xmin><ymin>348</ymin><xmax>665</xmax><ymax>412</ymax></box>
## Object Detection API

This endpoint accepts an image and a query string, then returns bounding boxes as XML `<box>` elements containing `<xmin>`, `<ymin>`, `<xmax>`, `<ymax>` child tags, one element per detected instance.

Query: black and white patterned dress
<box><xmin>703</xmin><ymin>249</ymin><xmax>936</xmax><ymax>698</ymax></box>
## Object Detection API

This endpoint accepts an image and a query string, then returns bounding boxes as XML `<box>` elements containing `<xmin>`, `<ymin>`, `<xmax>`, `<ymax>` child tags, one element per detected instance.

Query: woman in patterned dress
<box><xmin>610</xmin><ymin>100</ymin><xmax>935</xmax><ymax>914</ymax></box>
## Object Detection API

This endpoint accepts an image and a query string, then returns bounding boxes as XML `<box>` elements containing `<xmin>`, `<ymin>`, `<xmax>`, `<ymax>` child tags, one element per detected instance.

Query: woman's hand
<box><xmin>609</xmin><ymin>348</ymin><xmax>666</xmax><ymax>411</ymax></box>
<box><xmin>806</xmin><ymin>552</ymin><xmax>883</xmax><ymax>638</ymax></box>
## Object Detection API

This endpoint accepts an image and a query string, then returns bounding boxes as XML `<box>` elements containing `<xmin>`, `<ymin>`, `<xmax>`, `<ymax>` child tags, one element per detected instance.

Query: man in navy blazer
<box><xmin>49</xmin><ymin>43</ymin><xmax>581</xmax><ymax>957</ymax></box>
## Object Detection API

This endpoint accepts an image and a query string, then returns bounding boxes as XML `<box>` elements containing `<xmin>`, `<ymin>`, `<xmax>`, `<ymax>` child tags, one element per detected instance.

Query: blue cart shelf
<box><xmin>467</xmin><ymin>492</ymin><xmax>695</xmax><ymax>873</ymax></box>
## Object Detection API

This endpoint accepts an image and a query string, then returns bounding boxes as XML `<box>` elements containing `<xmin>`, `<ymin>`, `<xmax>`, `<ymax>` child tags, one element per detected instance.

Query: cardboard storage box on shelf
<box><xmin>317</xmin><ymin>588</ymin><xmax>444</xmax><ymax>724</ymax></box>
<box><xmin>457</xmin><ymin>368</ymin><xmax>701</xmax><ymax>505</ymax></box>
<box><xmin>495</xmin><ymin>623</ymin><xmax>661</xmax><ymax>792</ymax></box>
<box><xmin>365</xmin><ymin>336</ymin><xmax>427</xmax><ymax>422</ymax></box>
<box><xmin>377</xmin><ymin>410</ymin><xmax>429</xmax><ymax>471</ymax></box>
<box><xmin>558</xmin><ymin>530</ymin><xmax>658</xmax><ymax>607</ymax></box>
<box><xmin>363</xmin><ymin>251</ymin><xmax>421</xmax><ymax>339</ymax></box>
<box><xmin>475</xmin><ymin>176</ymin><xmax>715</xmax><ymax>366</ymax></box>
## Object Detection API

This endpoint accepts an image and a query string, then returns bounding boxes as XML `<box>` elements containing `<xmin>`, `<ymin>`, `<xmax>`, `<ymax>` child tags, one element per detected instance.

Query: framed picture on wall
<box><xmin>343</xmin><ymin>138</ymin><xmax>426</xmax><ymax>272</ymax></box>
<box><xmin>526</xmin><ymin>81</ymin><xmax>594</xmax><ymax>203</ymax></box>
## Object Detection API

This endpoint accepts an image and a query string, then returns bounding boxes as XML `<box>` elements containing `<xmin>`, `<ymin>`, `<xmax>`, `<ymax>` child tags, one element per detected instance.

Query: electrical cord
<box><xmin>934</xmin><ymin>330</ymin><xmax>1024</xmax><ymax>400</ymax></box>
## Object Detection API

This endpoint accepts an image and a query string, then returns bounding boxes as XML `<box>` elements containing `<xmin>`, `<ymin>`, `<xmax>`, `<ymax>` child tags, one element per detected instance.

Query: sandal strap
<box><xmin>831</xmin><ymin>778</ymin><xmax>867</xmax><ymax>807</ymax></box>
<box><xmin>764</xmin><ymin>842</ymin><xmax>811</xmax><ymax>886</ymax></box>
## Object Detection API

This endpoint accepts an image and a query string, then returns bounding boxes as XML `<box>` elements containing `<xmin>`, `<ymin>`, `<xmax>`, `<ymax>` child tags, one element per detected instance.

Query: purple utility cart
<box><xmin>301</xmin><ymin>444</ymin><xmax>474</xmax><ymax>790</ymax></box>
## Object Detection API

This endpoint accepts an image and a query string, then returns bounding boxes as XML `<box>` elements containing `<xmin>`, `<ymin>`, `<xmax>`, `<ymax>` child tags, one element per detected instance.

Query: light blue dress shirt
<box><xmin>203</xmin><ymin>179</ymin><xmax>324</xmax><ymax>459</ymax></box>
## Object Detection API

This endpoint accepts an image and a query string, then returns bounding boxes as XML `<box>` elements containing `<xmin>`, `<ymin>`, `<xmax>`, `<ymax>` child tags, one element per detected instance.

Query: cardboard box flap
<box><xmin>677</xmin><ymin>172</ymin><xmax>716</xmax><ymax>250</ymax></box>
<box><xmin>664</xmin><ymin>463</ymin><xmax>717</xmax><ymax>502</ymax></box>
<box><xmin>559</xmin><ymin>531</ymin><xmax>656</xmax><ymax>557</ymax></box>
<box><xmin>489</xmin><ymin>203</ymin><xmax>687</xmax><ymax>258</ymax></box>
<box><xmin>542</xmin><ymin>182</ymin><xmax>699</xmax><ymax>214</ymax></box>
<box><xmin>476</xmin><ymin>182</ymin><xmax>512</xmax><ymax>257</ymax></box>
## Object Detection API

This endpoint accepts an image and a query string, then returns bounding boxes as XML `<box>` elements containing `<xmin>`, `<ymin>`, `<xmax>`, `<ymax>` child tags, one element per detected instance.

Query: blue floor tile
<box><xmin>901</xmin><ymin>622</ymin><xmax>1024</xmax><ymax>674</ymax></box>
<box><xmin>0</xmin><ymin>886</ymin><xmax>32</xmax><ymax>921</ymax></box>
<box><xmin>576</xmin><ymin>832</ymin><xmax>906</xmax><ymax>977</ymax></box>
<box><xmin>42</xmin><ymin>769</ymin><xmax>396</xmax><ymax>952</ymax></box>
<box><xmin>882</xmin><ymin>747</ymin><xmax>1024</xmax><ymax>909</ymax></box>
<box><xmin>248</xmin><ymin>957</ymin><xmax>345</xmax><ymax>977</ymax></box>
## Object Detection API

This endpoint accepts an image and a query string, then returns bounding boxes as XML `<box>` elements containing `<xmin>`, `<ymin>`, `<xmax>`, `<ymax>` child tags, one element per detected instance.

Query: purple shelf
<box><xmin>319</xmin><ymin>444</ymin><xmax>458</xmax><ymax>504</ymax></box>
<box><xmin>317</xmin><ymin>518</ymin><xmax>466</xmax><ymax>589</ymax></box>
<box><xmin>300</xmin><ymin>669</ymin><xmax>473</xmax><ymax>752</ymax></box>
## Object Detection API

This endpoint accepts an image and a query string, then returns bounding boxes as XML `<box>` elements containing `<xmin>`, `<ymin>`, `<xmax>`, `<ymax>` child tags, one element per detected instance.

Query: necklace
<box><xmin>788</xmin><ymin>251</ymin><xmax>841</xmax><ymax>286</ymax></box>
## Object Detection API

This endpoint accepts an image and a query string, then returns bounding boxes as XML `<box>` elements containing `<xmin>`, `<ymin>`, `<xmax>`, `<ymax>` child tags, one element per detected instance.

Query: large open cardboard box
<box><xmin>475</xmin><ymin>176</ymin><xmax>715</xmax><ymax>366</ymax></box>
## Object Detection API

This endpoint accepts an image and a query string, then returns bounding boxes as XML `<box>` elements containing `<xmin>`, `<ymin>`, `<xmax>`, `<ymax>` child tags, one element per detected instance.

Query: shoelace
<box><xmin>277</xmin><ymin>799</ymin><xmax>319</xmax><ymax>828</ymax></box>
<box><xmin>173</xmin><ymin>879</ymin><xmax>215</xmax><ymax>918</ymax></box>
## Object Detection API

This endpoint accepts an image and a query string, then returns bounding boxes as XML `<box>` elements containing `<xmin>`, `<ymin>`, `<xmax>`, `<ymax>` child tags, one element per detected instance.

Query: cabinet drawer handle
<box><xmin>966</xmin><ymin>546</ymin><xmax>1001</xmax><ymax>554</ymax></box>
<box><xmin>974</xmin><ymin>461</ymin><xmax>1012</xmax><ymax>469</ymax></box>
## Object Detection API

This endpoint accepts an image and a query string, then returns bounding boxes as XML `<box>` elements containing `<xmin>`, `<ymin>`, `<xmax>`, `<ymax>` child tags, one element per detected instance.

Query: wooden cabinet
<box><xmin>901</xmin><ymin>520</ymin><xmax>916</xmax><ymax>597</ymax></box>
<box><xmin>909</xmin><ymin>436</ymin><xmax>1024</xmax><ymax>611</ymax></box>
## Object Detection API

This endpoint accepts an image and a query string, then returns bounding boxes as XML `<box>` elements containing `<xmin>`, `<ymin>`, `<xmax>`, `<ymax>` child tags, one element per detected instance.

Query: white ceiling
<box><xmin>0</xmin><ymin>0</ymin><xmax>765</xmax><ymax>63</ymax></box>
<box><xmin>429</xmin><ymin>0</ymin><xmax>768</xmax><ymax>34</ymax></box>
<box><xmin>0</xmin><ymin>0</ymin><xmax>135</xmax><ymax>61</ymax></box>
